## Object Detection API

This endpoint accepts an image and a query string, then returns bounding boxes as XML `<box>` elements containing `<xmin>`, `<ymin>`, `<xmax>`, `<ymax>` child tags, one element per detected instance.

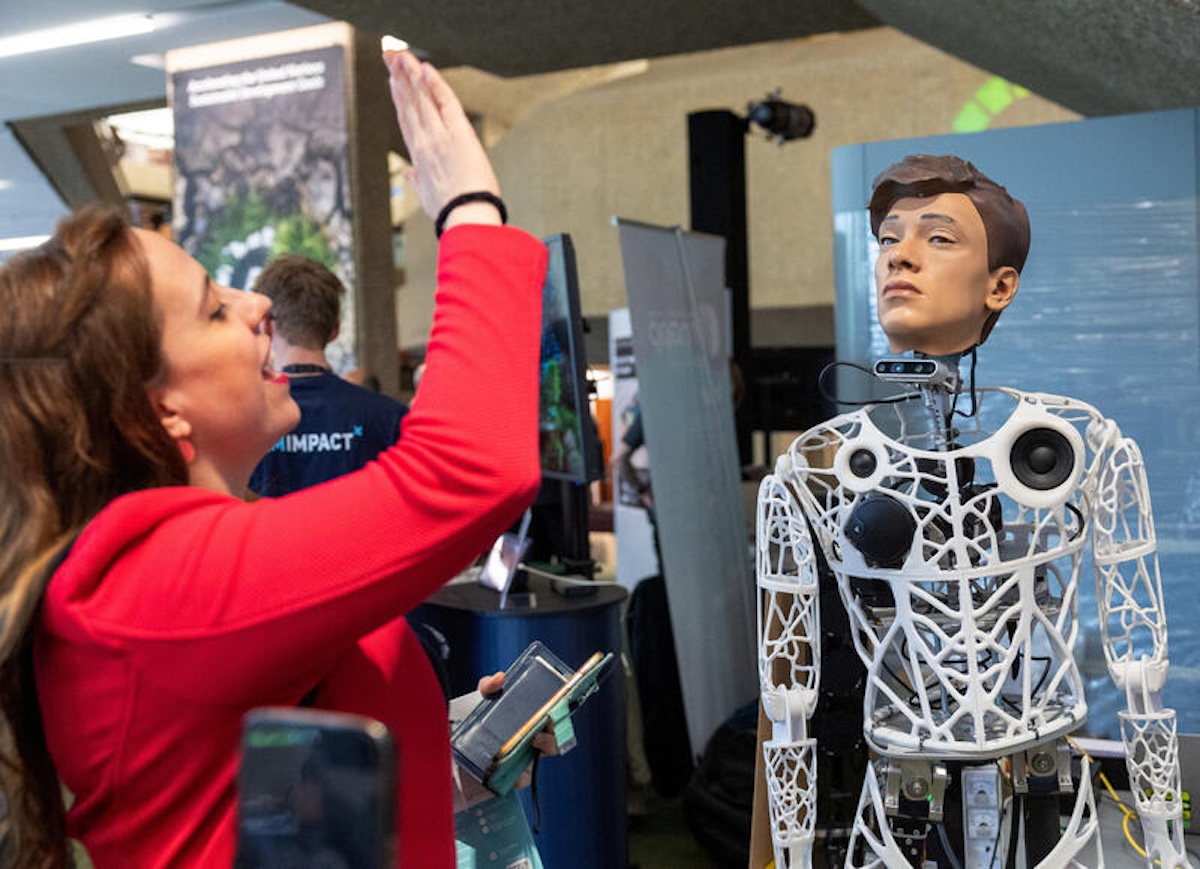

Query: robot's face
<box><xmin>874</xmin><ymin>192</ymin><xmax>1017</xmax><ymax>355</ymax></box>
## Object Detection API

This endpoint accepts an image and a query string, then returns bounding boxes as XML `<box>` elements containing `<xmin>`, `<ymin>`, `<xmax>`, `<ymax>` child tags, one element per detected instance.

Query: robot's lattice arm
<box><xmin>756</xmin><ymin>465</ymin><xmax>821</xmax><ymax>868</ymax></box>
<box><xmin>1093</xmin><ymin>426</ymin><xmax>1192</xmax><ymax>868</ymax></box>
<box><xmin>1092</xmin><ymin>429</ymin><xmax>1169</xmax><ymax>702</ymax></box>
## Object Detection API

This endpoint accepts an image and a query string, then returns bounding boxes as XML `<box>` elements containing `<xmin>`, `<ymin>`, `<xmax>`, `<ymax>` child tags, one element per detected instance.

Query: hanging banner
<box><xmin>169</xmin><ymin>39</ymin><xmax>357</xmax><ymax>371</ymax></box>
<box><xmin>609</xmin><ymin>307</ymin><xmax>660</xmax><ymax>591</ymax></box>
<box><xmin>615</xmin><ymin>218</ymin><xmax>757</xmax><ymax>756</ymax></box>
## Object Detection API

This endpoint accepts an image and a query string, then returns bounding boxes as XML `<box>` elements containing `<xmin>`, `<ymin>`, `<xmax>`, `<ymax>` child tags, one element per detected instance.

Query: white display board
<box><xmin>615</xmin><ymin>218</ymin><xmax>757</xmax><ymax>756</ymax></box>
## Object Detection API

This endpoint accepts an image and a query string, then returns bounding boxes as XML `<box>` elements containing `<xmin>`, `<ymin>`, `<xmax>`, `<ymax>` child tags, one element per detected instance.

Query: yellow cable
<box><xmin>1066</xmin><ymin>735</ymin><xmax>1150</xmax><ymax>860</ymax></box>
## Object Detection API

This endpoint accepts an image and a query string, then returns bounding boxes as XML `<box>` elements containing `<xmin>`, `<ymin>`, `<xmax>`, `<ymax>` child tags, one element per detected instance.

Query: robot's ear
<box><xmin>985</xmin><ymin>266</ymin><xmax>1019</xmax><ymax>313</ymax></box>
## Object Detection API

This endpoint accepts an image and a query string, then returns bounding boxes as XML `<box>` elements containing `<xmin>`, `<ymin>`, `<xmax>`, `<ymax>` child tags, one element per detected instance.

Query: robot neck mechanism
<box><xmin>872</xmin><ymin>350</ymin><xmax>967</xmax><ymax>451</ymax></box>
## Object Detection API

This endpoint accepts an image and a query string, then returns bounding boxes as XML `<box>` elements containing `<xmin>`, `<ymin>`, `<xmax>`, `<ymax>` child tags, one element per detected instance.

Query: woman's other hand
<box><xmin>476</xmin><ymin>670</ymin><xmax>559</xmax><ymax>790</ymax></box>
<box><xmin>382</xmin><ymin>49</ymin><xmax>501</xmax><ymax>229</ymax></box>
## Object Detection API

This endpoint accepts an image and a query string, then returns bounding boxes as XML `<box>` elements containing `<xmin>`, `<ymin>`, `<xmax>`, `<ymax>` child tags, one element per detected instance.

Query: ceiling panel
<box><xmin>291</xmin><ymin>0</ymin><xmax>879</xmax><ymax>76</ymax></box>
<box><xmin>2</xmin><ymin>0</ymin><xmax>1198</xmax><ymax>245</ymax></box>
<box><xmin>857</xmin><ymin>0</ymin><xmax>1200</xmax><ymax>116</ymax></box>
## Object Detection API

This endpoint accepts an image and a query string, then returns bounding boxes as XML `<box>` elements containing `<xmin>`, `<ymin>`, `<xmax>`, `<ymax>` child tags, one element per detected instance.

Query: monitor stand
<box><xmin>503</xmin><ymin>567</ymin><xmax>538</xmax><ymax>610</ymax></box>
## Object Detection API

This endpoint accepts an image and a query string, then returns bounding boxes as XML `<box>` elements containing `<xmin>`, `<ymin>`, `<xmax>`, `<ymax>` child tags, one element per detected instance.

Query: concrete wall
<box><xmin>396</xmin><ymin>27</ymin><xmax>1078</xmax><ymax>353</ymax></box>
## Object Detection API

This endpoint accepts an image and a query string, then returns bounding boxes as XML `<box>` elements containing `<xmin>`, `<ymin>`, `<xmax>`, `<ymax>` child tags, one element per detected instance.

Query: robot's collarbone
<box><xmin>792</xmin><ymin>390</ymin><xmax>1102</xmax><ymax>573</ymax></box>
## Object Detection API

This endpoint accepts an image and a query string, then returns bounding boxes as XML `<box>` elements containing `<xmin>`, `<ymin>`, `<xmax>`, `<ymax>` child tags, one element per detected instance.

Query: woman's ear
<box><xmin>148</xmin><ymin>385</ymin><xmax>192</xmax><ymax>442</ymax></box>
<box><xmin>986</xmin><ymin>266</ymin><xmax>1019</xmax><ymax>313</ymax></box>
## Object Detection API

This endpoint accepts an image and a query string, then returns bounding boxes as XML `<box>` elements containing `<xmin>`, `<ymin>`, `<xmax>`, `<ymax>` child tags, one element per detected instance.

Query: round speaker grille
<box><xmin>1010</xmin><ymin>427</ymin><xmax>1075</xmax><ymax>491</ymax></box>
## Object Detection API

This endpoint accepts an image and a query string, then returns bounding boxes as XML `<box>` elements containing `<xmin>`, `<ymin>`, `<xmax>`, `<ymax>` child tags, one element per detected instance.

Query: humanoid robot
<box><xmin>757</xmin><ymin>154</ymin><xmax>1192</xmax><ymax>868</ymax></box>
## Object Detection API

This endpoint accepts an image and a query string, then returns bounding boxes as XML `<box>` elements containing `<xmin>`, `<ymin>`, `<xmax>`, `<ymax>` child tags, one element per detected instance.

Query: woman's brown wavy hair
<box><xmin>0</xmin><ymin>205</ymin><xmax>187</xmax><ymax>866</ymax></box>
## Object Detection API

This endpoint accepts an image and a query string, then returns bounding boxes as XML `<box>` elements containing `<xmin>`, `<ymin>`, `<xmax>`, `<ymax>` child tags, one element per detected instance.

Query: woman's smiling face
<box><xmin>136</xmin><ymin>228</ymin><xmax>298</xmax><ymax>493</ymax></box>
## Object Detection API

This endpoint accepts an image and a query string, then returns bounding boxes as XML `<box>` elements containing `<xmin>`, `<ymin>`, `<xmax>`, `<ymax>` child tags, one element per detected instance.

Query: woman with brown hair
<box><xmin>0</xmin><ymin>49</ymin><xmax>545</xmax><ymax>868</ymax></box>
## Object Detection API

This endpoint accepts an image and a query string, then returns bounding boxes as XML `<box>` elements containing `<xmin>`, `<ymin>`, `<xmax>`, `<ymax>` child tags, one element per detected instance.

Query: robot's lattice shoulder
<box><xmin>773</xmin><ymin>388</ymin><xmax>1119</xmax><ymax>575</ymax></box>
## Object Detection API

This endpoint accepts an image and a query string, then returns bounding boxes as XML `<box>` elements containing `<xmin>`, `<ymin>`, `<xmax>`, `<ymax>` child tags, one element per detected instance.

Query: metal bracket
<box><xmin>882</xmin><ymin>760</ymin><xmax>948</xmax><ymax>821</ymax></box>
<box><xmin>929</xmin><ymin>763</ymin><xmax>949</xmax><ymax>823</ymax></box>
<box><xmin>1010</xmin><ymin>740</ymin><xmax>1074</xmax><ymax>796</ymax></box>
<box><xmin>1056</xmin><ymin>739</ymin><xmax>1074</xmax><ymax>794</ymax></box>
<box><xmin>1012</xmin><ymin>752</ymin><xmax>1029</xmax><ymax>794</ymax></box>
<box><xmin>884</xmin><ymin>761</ymin><xmax>902</xmax><ymax>813</ymax></box>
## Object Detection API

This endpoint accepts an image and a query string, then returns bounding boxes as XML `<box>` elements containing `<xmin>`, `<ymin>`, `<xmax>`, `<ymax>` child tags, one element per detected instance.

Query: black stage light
<box><xmin>747</xmin><ymin>89</ymin><xmax>815</xmax><ymax>143</ymax></box>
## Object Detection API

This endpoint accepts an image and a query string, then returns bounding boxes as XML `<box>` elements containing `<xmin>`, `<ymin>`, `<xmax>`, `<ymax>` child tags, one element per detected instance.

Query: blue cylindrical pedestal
<box><xmin>413</xmin><ymin>580</ymin><xmax>628</xmax><ymax>869</ymax></box>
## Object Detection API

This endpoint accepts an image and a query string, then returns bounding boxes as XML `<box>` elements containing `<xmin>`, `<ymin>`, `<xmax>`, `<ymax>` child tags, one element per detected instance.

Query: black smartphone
<box><xmin>235</xmin><ymin>707</ymin><xmax>396</xmax><ymax>869</ymax></box>
<box><xmin>451</xmin><ymin>641</ymin><xmax>572</xmax><ymax>788</ymax></box>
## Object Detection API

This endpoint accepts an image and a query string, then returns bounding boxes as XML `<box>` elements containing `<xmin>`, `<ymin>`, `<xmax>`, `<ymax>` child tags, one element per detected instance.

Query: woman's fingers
<box><xmin>389</xmin><ymin>53</ymin><xmax>455</xmax><ymax>147</ymax></box>
<box><xmin>383</xmin><ymin>51</ymin><xmax>420</xmax><ymax>147</ymax></box>
<box><xmin>407</xmin><ymin>59</ymin><xmax>449</xmax><ymax>141</ymax></box>
<box><xmin>383</xmin><ymin>48</ymin><xmax>500</xmax><ymax>220</ymax></box>
<box><xmin>513</xmin><ymin>730</ymin><xmax>560</xmax><ymax>791</ymax></box>
<box><xmin>386</xmin><ymin>52</ymin><xmax>436</xmax><ymax>147</ymax></box>
<box><xmin>532</xmin><ymin>731</ymin><xmax>559</xmax><ymax>757</ymax></box>
<box><xmin>422</xmin><ymin>61</ymin><xmax>470</xmax><ymax>130</ymax></box>
<box><xmin>477</xmin><ymin>671</ymin><xmax>505</xmax><ymax>696</ymax></box>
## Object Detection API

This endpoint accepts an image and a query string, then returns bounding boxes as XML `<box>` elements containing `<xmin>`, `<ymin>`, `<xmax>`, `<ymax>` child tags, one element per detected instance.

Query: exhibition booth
<box><xmin>5</xmin><ymin>8</ymin><xmax>1200</xmax><ymax>869</ymax></box>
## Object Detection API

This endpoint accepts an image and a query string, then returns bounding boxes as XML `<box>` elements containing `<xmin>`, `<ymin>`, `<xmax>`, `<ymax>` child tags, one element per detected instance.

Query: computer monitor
<box><xmin>539</xmin><ymin>234</ymin><xmax>601</xmax><ymax>484</ymax></box>
<box><xmin>513</xmin><ymin>235</ymin><xmax>602</xmax><ymax>585</ymax></box>
<box><xmin>471</xmin><ymin>236</ymin><xmax>601</xmax><ymax>600</ymax></box>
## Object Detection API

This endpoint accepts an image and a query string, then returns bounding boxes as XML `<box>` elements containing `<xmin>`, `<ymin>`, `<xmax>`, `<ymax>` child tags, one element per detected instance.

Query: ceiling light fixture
<box><xmin>0</xmin><ymin>235</ymin><xmax>51</xmax><ymax>253</ymax></box>
<box><xmin>107</xmin><ymin>107</ymin><xmax>175</xmax><ymax>150</ymax></box>
<box><xmin>0</xmin><ymin>14</ymin><xmax>157</xmax><ymax>62</ymax></box>
<box><xmin>130</xmin><ymin>53</ymin><xmax>166</xmax><ymax>71</ymax></box>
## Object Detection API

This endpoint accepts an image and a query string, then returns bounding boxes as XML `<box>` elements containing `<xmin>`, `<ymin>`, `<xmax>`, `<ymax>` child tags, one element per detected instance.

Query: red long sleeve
<box><xmin>35</xmin><ymin>224</ymin><xmax>547</xmax><ymax>868</ymax></box>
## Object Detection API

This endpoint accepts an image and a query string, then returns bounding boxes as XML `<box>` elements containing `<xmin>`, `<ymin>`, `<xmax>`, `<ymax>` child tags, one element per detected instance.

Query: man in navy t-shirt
<box><xmin>249</xmin><ymin>255</ymin><xmax>408</xmax><ymax>497</ymax></box>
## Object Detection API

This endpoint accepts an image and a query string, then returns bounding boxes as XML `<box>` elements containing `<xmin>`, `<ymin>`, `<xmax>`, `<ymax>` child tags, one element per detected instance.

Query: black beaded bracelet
<box><xmin>434</xmin><ymin>191</ymin><xmax>507</xmax><ymax>238</ymax></box>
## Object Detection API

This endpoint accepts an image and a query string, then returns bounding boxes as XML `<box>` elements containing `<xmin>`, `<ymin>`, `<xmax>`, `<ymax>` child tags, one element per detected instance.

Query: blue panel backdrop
<box><xmin>831</xmin><ymin>110</ymin><xmax>1200</xmax><ymax>739</ymax></box>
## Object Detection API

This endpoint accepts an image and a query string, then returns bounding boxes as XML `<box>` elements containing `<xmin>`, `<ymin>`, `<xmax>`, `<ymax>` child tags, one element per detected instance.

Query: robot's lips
<box><xmin>882</xmin><ymin>280</ymin><xmax>919</xmax><ymax>297</ymax></box>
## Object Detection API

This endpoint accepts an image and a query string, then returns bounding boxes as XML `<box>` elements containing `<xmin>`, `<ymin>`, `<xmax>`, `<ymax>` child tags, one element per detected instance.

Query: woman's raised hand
<box><xmin>383</xmin><ymin>49</ymin><xmax>501</xmax><ymax>229</ymax></box>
